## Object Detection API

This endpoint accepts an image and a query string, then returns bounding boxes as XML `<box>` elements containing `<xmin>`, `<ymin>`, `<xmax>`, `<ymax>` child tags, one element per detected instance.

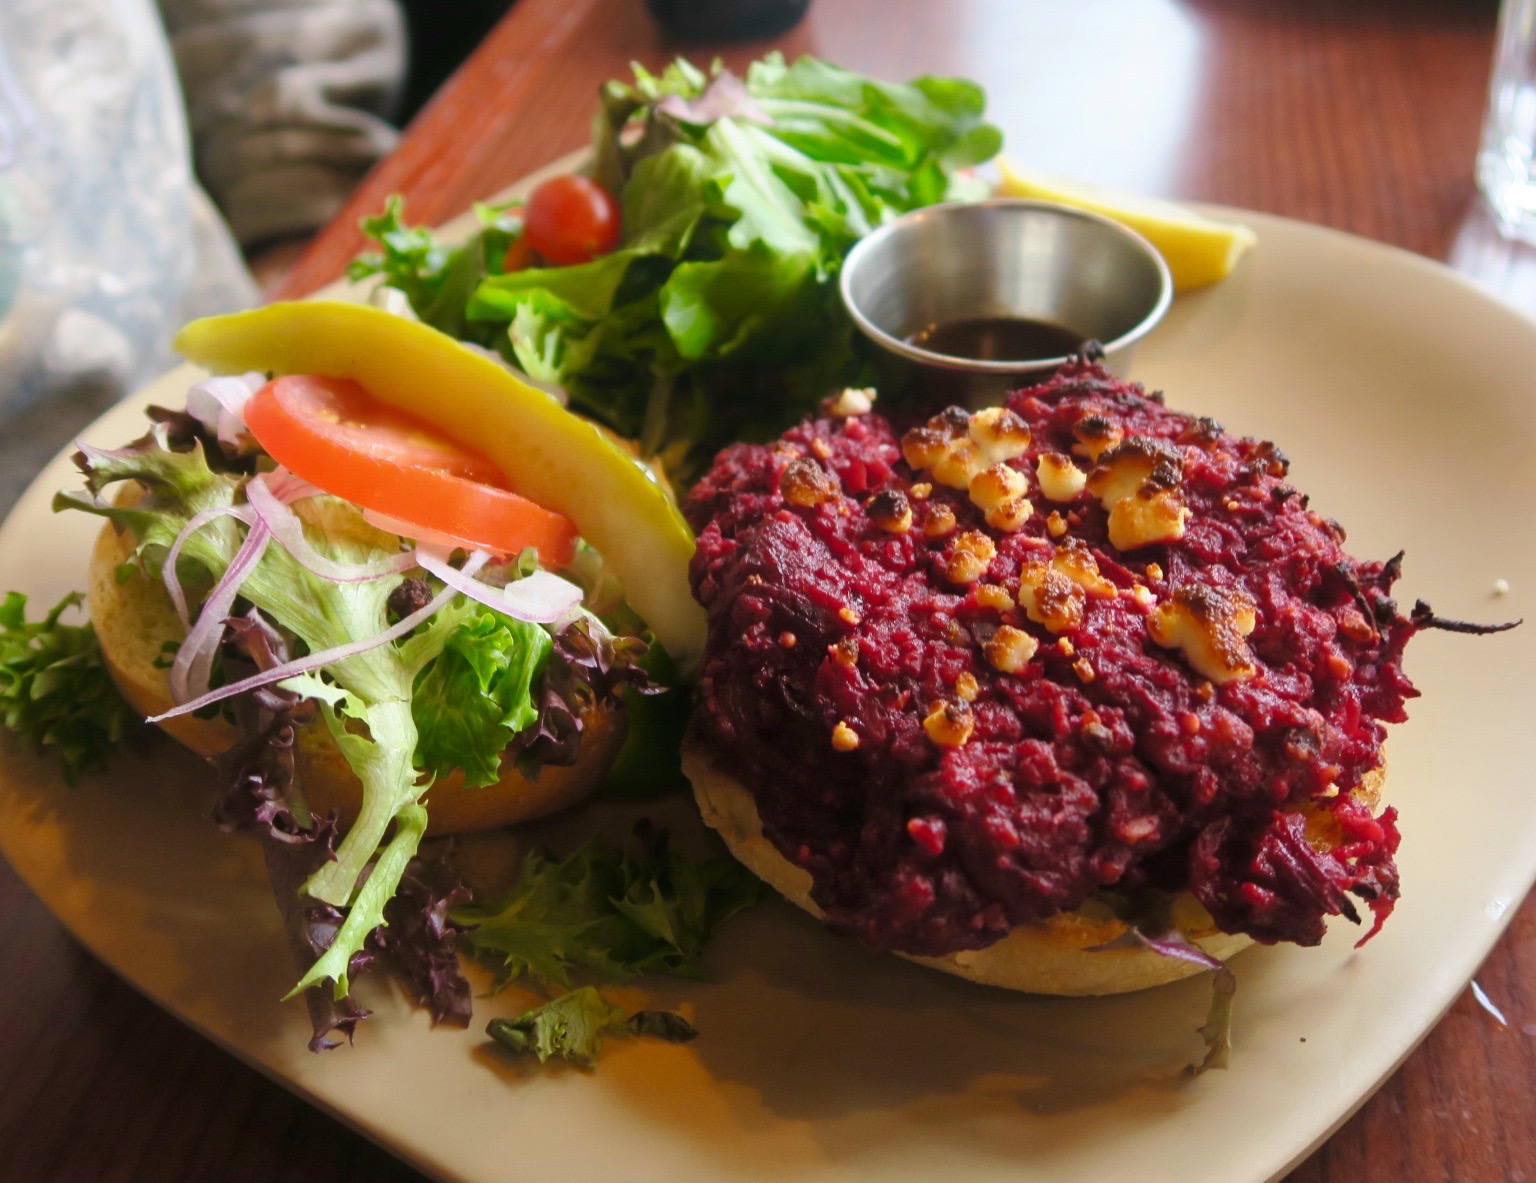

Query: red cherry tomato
<box><xmin>522</xmin><ymin>175</ymin><xmax>622</xmax><ymax>266</ymax></box>
<box><xmin>500</xmin><ymin>233</ymin><xmax>536</xmax><ymax>274</ymax></box>
<box><xmin>243</xmin><ymin>375</ymin><xmax>578</xmax><ymax>565</ymax></box>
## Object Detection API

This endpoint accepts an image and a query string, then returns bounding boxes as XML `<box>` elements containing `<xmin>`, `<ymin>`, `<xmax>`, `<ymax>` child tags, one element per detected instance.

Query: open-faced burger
<box><xmin>682</xmin><ymin>359</ymin><xmax>1421</xmax><ymax>998</ymax></box>
<box><xmin>60</xmin><ymin>300</ymin><xmax>705</xmax><ymax>1046</ymax></box>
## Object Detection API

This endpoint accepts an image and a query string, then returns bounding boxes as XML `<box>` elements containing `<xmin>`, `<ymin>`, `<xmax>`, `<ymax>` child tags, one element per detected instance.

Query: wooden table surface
<box><xmin>6</xmin><ymin>0</ymin><xmax>1536</xmax><ymax>1180</ymax></box>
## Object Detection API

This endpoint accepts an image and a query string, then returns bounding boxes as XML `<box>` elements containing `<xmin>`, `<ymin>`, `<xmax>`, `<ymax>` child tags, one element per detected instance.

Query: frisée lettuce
<box><xmin>0</xmin><ymin>591</ymin><xmax>145</xmax><ymax>783</ymax></box>
<box><xmin>457</xmin><ymin>820</ymin><xmax>765</xmax><ymax>989</ymax></box>
<box><xmin>487</xmin><ymin>986</ymin><xmax>698</xmax><ymax>1069</ymax></box>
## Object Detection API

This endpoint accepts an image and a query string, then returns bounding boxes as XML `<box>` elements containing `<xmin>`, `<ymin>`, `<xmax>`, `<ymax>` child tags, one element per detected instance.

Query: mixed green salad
<box><xmin>352</xmin><ymin>53</ymin><xmax>1001</xmax><ymax>482</ymax></box>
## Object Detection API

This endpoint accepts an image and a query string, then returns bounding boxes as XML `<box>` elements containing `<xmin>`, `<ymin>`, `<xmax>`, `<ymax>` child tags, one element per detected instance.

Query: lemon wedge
<box><xmin>996</xmin><ymin>159</ymin><xmax>1256</xmax><ymax>291</ymax></box>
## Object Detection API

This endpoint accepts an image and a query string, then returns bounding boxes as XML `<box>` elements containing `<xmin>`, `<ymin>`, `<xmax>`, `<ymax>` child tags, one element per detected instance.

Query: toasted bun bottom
<box><xmin>681</xmin><ymin>737</ymin><xmax>1257</xmax><ymax>996</ymax></box>
<box><xmin>88</xmin><ymin>520</ymin><xmax>623</xmax><ymax>835</ymax></box>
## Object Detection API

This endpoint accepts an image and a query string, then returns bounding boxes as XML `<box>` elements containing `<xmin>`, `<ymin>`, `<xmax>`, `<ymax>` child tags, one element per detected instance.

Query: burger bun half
<box><xmin>683</xmin><ymin>736</ymin><xmax>1262</xmax><ymax>997</ymax></box>
<box><xmin>88</xmin><ymin>519</ymin><xmax>625</xmax><ymax>835</ymax></box>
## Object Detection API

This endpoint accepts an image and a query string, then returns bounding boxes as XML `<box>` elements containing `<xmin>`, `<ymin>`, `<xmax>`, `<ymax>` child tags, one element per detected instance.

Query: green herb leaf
<box><xmin>412</xmin><ymin>605</ymin><xmax>552</xmax><ymax>787</ymax></box>
<box><xmin>455</xmin><ymin>822</ymin><xmax>767</xmax><ymax>989</ymax></box>
<box><xmin>0</xmin><ymin>591</ymin><xmax>143</xmax><ymax>783</ymax></box>
<box><xmin>486</xmin><ymin>985</ymin><xmax>696</xmax><ymax>1069</ymax></box>
<box><xmin>357</xmin><ymin>53</ymin><xmax>1000</xmax><ymax>484</ymax></box>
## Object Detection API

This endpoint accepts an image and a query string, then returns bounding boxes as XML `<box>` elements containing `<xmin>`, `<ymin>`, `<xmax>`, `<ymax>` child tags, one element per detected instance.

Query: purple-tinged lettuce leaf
<box><xmin>208</xmin><ymin>608</ymin><xmax>481</xmax><ymax>1042</ymax></box>
<box><xmin>212</xmin><ymin>694</ymin><xmax>314</xmax><ymax>842</ymax></box>
<box><xmin>259</xmin><ymin>818</ymin><xmax>476</xmax><ymax>1048</ymax></box>
<box><xmin>259</xmin><ymin>820</ymin><xmax>374</xmax><ymax>1052</ymax></box>
<box><xmin>512</xmin><ymin>614</ymin><xmax>655</xmax><ymax>774</ymax></box>
<box><xmin>654</xmin><ymin>70</ymin><xmax>769</xmax><ymax>127</ymax></box>
<box><xmin>211</xmin><ymin>610</ymin><xmax>319</xmax><ymax>842</ymax></box>
<box><xmin>370</xmin><ymin>839</ymin><xmax>474</xmax><ymax>1028</ymax></box>
<box><xmin>144</xmin><ymin>404</ymin><xmax>259</xmax><ymax>475</ymax></box>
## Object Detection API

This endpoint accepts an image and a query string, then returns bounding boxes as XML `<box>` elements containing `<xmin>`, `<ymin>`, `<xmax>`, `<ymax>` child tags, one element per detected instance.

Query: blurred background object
<box><xmin>396</xmin><ymin>0</ymin><xmax>514</xmax><ymax>122</ymax></box>
<box><xmin>0</xmin><ymin>0</ymin><xmax>551</xmax><ymax>515</ymax></box>
<box><xmin>0</xmin><ymin>0</ymin><xmax>256</xmax><ymax>510</ymax></box>
<box><xmin>644</xmin><ymin>0</ymin><xmax>810</xmax><ymax>42</ymax></box>
<box><xmin>160</xmin><ymin>0</ymin><xmax>532</xmax><ymax>290</ymax></box>
<box><xmin>1478</xmin><ymin>0</ymin><xmax>1536</xmax><ymax>240</ymax></box>
<box><xmin>159</xmin><ymin>0</ymin><xmax>408</xmax><ymax>281</ymax></box>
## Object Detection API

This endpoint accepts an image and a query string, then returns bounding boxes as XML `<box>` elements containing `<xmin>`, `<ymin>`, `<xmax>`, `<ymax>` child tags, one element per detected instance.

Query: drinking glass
<box><xmin>1479</xmin><ymin>0</ymin><xmax>1536</xmax><ymax>241</ymax></box>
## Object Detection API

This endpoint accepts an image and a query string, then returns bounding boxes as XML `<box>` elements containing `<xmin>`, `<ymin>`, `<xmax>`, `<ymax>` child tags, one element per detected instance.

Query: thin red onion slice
<box><xmin>261</xmin><ymin>467</ymin><xmax>325</xmax><ymax>504</ymax></box>
<box><xmin>185</xmin><ymin>372</ymin><xmax>265</xmax><ymax>449</ymax></box>
<box><xmin>413</xmin><ymin>545</ymin><xmax>581</xmax><ymax>624</ymax></box>
<box><xmin>162</xmin><ymin>503</ymin><xmax>256</xmax><ymax>627</ymax></box>
<box><xmin>169</xmin><ymin>518</ymin><xmax>272</xmax><ymax>704</ymax></box>
<box><xmin>656</xmin><ymin>71</ymin><xmax>770</xmax><ymax>126</ymax></box>
<box><xmin>149</xmin><ymin>554</ymin><xmax>490</xmax><ymax>723</ymax></box>
<box><xmin>360</xmin><ymin>508</ymin><xmax>507</xmax><ymax>558</ymax></box>
<box><xmin>246</xmin><ymin>471</ymin><xmax>416</xmax><ymax>583</ymax></box>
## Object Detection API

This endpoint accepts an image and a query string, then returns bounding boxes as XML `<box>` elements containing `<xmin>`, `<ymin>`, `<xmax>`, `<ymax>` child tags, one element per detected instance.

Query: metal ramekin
<box><xmin>839</xmin><ymin>198</ymin><xmax>1173</xmax><ymax>405</ymax></box>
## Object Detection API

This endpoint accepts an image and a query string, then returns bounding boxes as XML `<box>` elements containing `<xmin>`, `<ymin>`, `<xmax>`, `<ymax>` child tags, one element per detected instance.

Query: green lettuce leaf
<box><xmin>470</xmin><ymin>249</ymin><xmax>643</xmax><ymax>324</ymax></box>
<box><xmin>660</xmin><ymin>244</ymin><xmax>817</xmax><ymax>362</ymax></box>
<box><xmin>352</xmin><ymin>52</ymin><xmax>1001</xmax><ymax>483</ymax></box>
<box><xmin>456</xmin><ymin>822</ymin><xmax>767</xmax><ymax>989</ymax></box>
<box><xmin>621</xmin><ymin>145</ymin><xmax>715</xmax><ymax>256</ymax></box>
<box><xmin>0</xmin><ymin>591</ymin><xmax>143</xmax><ymax>783</ymax></box>
<box><xmin>598</xmin><ymin>639</ymin><xmax>689</xmax><ymax>799</ymax></box>
<box><xmin>349</xmin><ymin>197</ymin><xmax>515</xmax><ymax>347</ymax></box>
<box><xmin>486</xmin><ymin>985</ymin><xmax>697</xmax><ymax>1069</ymax></box>
<box><xmin>412</xmin><ymin>604</ymin><xmax>552</xmax><ymax>788</ymax></box>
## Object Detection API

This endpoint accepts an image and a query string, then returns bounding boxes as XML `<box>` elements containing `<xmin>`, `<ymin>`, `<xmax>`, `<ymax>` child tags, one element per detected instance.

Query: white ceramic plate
<box><xmin>2</xmin><ymin>206</ymin><xmax>1534</xmax><ymax>1183</ymax></box>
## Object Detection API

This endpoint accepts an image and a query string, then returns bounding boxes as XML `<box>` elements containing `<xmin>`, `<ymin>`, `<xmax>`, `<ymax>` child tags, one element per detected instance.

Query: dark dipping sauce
<box><xmin>908</xmin><ymin>315</ymin><xmax>1085</xmax><ymax>361</ymax></box>
<box><xmin>686</xmin><ymin>360</ymin><xmax>1417</xmax><ymax>959</ymax></box>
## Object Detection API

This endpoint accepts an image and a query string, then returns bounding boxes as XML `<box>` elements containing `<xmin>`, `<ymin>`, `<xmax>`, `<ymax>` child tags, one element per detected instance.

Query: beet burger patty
<box><xmin>681</xmin><ymin>361</ymin><xmax>1419</xmax><ymax>995</ymax></box>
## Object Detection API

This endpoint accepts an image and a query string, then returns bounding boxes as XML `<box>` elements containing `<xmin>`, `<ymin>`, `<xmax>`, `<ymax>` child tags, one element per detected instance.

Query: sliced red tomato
<box><xmin>523</xmin><ymin>175</ymin><xmax>622</xmax><ymax>265</ymax></box>
<box><xmin>243</xmin><ymin>374</ymin><xmax>578</xmax><ymax>566</ymax></box>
